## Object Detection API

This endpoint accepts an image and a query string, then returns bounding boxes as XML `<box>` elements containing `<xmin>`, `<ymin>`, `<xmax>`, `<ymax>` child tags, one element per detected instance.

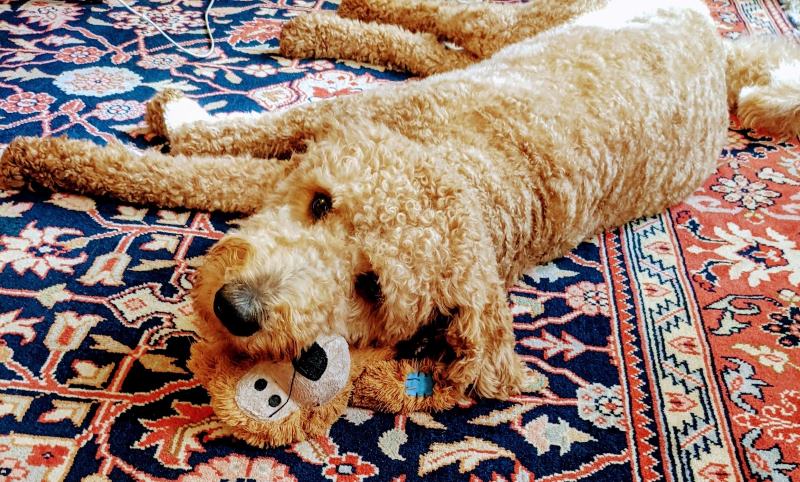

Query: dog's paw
<box><xmin>145</xmin><ymin>88</ymin><xmax>184</xmax><ymax>138</ymax></box>
<box><xmin>145</xmin><ymin>89</ymin><xmax>210</xmax><ymax>140</ymax></box>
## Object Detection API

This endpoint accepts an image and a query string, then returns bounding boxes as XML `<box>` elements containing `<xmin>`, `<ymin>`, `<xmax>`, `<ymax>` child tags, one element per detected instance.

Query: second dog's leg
<box><xmin>280</xmin><ymin>13</ymin><xmax>477</xmax><ymax>76</ymax></box>
<box><xmin>339</xmin><ymin>0</ymin><xmax>602</xmax><ymax>58</ymax></box>
<box><xmin>339</xmin><ymin>0</ymin><xmax>517</xmax><ymax>58</ymax></box>
<box><xmin>0</xmin><ymin>137</ymin><xmax>295</xmax><ymax>213</ymax></box>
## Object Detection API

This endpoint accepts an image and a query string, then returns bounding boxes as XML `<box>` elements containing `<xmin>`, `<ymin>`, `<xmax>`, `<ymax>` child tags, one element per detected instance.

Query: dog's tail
<box><xmin>725</xmin><ymin>36</ymin><xmax>800</xmax><ymax>137</ymax></box>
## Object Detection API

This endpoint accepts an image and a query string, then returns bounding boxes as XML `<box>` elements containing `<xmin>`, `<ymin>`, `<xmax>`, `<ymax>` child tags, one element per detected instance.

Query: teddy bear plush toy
<box><xmin>188</xmin><ymin>334</ymin><xmax>470</xmax><ymax>447</ymax></box>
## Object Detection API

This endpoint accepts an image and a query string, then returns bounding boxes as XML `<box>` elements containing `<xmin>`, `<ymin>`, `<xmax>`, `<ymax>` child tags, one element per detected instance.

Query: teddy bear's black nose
<box><xmin>213</xmin><ymin>285</ymin><xmax>260</xmax><ymax>337</ymax></box>
<box><xmin>293</xmin><ymin>342</ymin><xmax>328</xmax><ymax>381</ymax></box>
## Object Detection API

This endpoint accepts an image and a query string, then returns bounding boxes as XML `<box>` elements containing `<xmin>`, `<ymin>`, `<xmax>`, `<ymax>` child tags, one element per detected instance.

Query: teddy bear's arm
<box><xmin>350</xmin><ymin>358</ymin><xmax>458</xmax><ymax>413</ymax></box>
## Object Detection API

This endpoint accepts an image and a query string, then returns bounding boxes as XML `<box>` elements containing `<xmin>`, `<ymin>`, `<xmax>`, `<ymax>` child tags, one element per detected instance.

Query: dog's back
<box><xmin>399</xmin><ymin>1</ymin><xmax>727</xmax><ymax>277</ymax></box>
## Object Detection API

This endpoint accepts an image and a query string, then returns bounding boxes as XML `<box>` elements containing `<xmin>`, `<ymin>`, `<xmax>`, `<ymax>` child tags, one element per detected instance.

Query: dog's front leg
<box><xmin>145</xmin><ymin>89</ymin><xmax>361</xmax><ymax>160</ymax></box>
<box><xmin>0</xmin><ymin>137</ymin><xmax>296</xmax><ymax>213</ymax></box>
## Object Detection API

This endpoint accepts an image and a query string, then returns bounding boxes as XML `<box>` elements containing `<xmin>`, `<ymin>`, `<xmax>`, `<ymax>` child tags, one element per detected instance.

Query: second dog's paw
<box><xmin>278</xmin><ymin>18</ymin><xmax>310</xmax><ymax>59</ymax></box>
<box><xmin>279</xmin><ymin>14</ymin><xmax>334</xmax><ymax>60</ymax></box>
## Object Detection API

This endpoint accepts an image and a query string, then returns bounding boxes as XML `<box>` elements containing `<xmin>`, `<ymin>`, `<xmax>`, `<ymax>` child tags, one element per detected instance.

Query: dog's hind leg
<box><xmin>0</xmin><ymin>137</ymin><xmax>295</xmax><ymax>213</ymax></box>
<box><xmin>726</xmin><ymin>36</ymin><xmax>800</xmax><ymax>137</ymax></box>
<box><xmin>338</xmin><ymin>0</ymin><xmax>601</xmax><ymax>58</ymax></box>
<box><xmin>280</xmin><ymin>12</ymin><xmax>477</xmax><ymax>76</ymax></box>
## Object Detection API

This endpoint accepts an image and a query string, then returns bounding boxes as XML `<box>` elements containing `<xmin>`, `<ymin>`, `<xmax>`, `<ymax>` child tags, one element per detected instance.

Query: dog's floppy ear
<box><xmin>437</xmin><ymin>210</ymin><xmax>527</xmax><ymax>400</ymax></box>
<box><xmin>443</xmin><ymin>268</ymin><xmax>527</xmax><ymax>400</ymax></box>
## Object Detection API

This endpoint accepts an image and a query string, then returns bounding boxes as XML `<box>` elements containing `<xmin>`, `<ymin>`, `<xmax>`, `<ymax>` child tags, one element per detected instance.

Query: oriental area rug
<box><xmin>0</xmin><ymin>0</ymin><xmax>798</xmax><ymax>481</ymax></box>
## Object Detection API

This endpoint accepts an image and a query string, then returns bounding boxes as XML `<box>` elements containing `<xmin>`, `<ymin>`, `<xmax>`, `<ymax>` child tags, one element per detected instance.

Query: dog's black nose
<box><xmin>213</xmin><ymin>286</ymin><xmax>260</xmax><ymax>337</ymax></box>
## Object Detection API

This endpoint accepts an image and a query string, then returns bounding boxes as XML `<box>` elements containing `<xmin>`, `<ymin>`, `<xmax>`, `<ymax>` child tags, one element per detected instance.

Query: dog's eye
<box><xmin>355</xmin><ymin>271</ymin><xmax>382</xmax><ymax>304</ymax></box>
<box><xmin>310</xmin><ymin>192</ymin><xmax>332</xmax><ymax>221</ymax></box>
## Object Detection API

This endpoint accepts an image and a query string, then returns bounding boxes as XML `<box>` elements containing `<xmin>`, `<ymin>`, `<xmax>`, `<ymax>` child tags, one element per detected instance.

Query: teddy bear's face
<box><xmin>191</xmin><ymin>125</ymin><xmax>487</xmax><ymax>363</ymax></box>
<box><xmin>233</xmin><ymin>335</ymin><xmax>351</xmax><ymax>421</ymax></box>
<box><xmin>194</xmin><ymin>335</ymin><xmax>354</xmax><ymax>447</ymax></box>
<box><xmin>236</xmin><ymin>364</ymin><xmax>299</xmax><ymax>420</ymax></box>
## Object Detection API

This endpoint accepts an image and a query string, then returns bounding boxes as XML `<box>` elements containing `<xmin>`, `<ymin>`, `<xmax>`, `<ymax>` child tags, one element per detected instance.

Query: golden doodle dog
<box><xmin>2</xmin><ymin>0</ymin><xmax>800</xmax><ymax>405</ymax></box>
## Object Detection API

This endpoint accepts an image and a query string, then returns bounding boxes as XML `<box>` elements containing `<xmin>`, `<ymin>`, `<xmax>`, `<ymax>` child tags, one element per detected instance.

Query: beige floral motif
<box><xmin>577</xmin><ymin>383</ymin><xmax>626</xmax><ymax>431</ymax></box>
<box><xmin>156</xmin><ymin>210</ymin><xmax>190</xmax><ymax>225</ymax></box>
<box><xmin>734</xmin><ymin>390</ymin><xmax>800</xmax><ymax>445</ymax></box>
<box><xmin>48</xmin><ymin>193</ymin><xmax>96</xmax><ymax>212</ymax></box>
<box><xmin>0</xmin><ymin>309</ymin><xmax>42</xmax><ymax>345</ymax></box>
<box><xmin>409</xmin><ymin>412</ymin><xmax>446</xmax><ymax>430</ymax></box>
<box><xmin>78</xmin><ymin>252</ymin><xmax>131</xmax><ymax>286</ymax></box>
<box><xmin>18</xmin><ymin>0</ymin><xmax>82</xmax><ymax>29</ymax></box>
<box><xmin>141</xmin><ymin>234</ymin><xmax>180</xmax><ymax>253</ymax></box>
<box><xmin>244</xmin><ymin>64</ymin><xmax>278</xmax><ymax>78</ymax></box>
<box><xmin>0</xmin><ymin>395</ymin><xmax>34</xmax><ymax>422</ymax></box>
<box><xmin>66</xmin><ymin>360</ymin><xmax>114</xmax><ymax>388</ymax></box>
<box><xmin>733</xmin><ymin>344</ymin><xmax>796</xmax><ymax>373</ymax></box>
<box><xmin>0</xmin><ymin>201</ymin><xmax>33</xmax><ymax>218</ymax></box>
<box><xmin>711</xmin><ymin>174</ymin><xmax>780</xmax><ymax>210</ymax></box>
<box><xmin>0</xmin><ymin>222</ymin><xmax>86</xmax><ymax>278</ymax></box>
<box><xmin>418</xmin><ymin>437</ymin><xmax>514</xmax><ymax>476</ymax></box>
<box><xmin>178</xmin><ymin>454</ymin><xmax>297</xmax><ymax>482</ymax></box>
<box><xmin>113</xmin><ymin>206</ymin><xmax>148</xmax><ymax>221</ymax></box>
<box><xmin>39</xmin><ymin>400</ymin><xmax>92</xmax><ymax>426</ymax></box>
<box><xmin>515</xmin><ymin>414</ymin><xmax>595</xmax><ymax>455</ymax></box>
<box><xmin>54</xmin><ymin>67</ymin><xmax>142</xmax><ymax>97</ymax></box>
<box><xmin>44</xmin><ymin>312</ymin><xmax>102</xmax><ymax>352</ymax></box>
<box><xmin>565</xmin><ymin>281</ymin><xmax>611</xmax><ymax>316</ymax></box>
<box><xmin>93</xmin><ymin>100</ymin><xmax>145</xmax><ymax>122</ymax></box>
<box><xmin>688</xmin><ymin>223</ymin><xmax>800</xmax><ymax>287</ymax></box>
<box><xmin>137</xmin><ymin>54</ymin><xmax>187</xmax><ymax>71</ymax></box>
<box><xmin>378</xmin><ymin>427</ymin><xmax>407</xmax><ymax>461</ymax></box>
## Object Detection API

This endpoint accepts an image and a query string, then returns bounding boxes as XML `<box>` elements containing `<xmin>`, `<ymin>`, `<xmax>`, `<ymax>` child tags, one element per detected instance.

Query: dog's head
<box><xmin>192</xmin><ymin>124</ymin><xmax>524</xmax><ymax>398</ymax></box>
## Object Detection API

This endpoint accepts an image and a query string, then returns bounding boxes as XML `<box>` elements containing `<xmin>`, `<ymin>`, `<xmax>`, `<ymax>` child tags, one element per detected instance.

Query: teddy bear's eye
<box><xmin>310</xmin><ymin>192</ymin><xmax>332</xmax><ymax>220</ymax></box>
